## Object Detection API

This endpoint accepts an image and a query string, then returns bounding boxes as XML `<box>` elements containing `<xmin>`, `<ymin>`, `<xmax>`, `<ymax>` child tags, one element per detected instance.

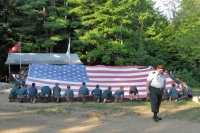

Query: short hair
<box><xmin>172</xmin><ymin>83</ymin><xmax>175</xmax><ymax>87</ymax></box>
<box><xmin>82</xmin><ymin>82</ymin><xmax>86</xmax><ymax>85</ymax></box>
<box><xmin>55</xmin><ymin>83</ymin><xmax>59</xmax><ymax>86</ymax></box>
<box><xmin>120</xmin><ymin>86</ymin><xmax>124</xmax><ymax>89</ymax></box>
<box><xmin>96</xmin><ymin>84</ymin><xmax>99</xmax><ymax>88</ymax></box>
<box><xmin>32</xmin><ymin>83</ymin><xmax>35</xmax><ymax>86</ymax></box>
<box><xmin>108</xmin><ymin>86</ymin><xmax>111</xmax><ymax>90</ymax></box>
<box><xmin>67</xmin><ymin>85</ymin><xmax>70</xmax><ymax>89</ymax></box>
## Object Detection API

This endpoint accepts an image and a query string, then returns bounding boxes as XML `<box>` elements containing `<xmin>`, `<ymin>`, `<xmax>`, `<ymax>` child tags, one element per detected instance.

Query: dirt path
<box><xmin>0</xmin><ymin>89</ymin><xmax>200</xmax><ymax>133</ymax></box>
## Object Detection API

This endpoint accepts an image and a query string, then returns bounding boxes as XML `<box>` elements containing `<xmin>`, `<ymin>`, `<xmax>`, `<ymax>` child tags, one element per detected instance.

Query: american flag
<box><xmin>25</xmin><ymin>63</ymin><xmax>174</xmax><ymax>98</ymax></box>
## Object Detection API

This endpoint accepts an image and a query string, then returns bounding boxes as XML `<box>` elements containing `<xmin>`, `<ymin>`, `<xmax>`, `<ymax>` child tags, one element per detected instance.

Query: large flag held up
<box><xmin>25</xmin><ymin>63</ymin><xmax>174</xmax><ymax>98</ymax></box>
<box><xmin>8</xmin><ymin>42</ymin><xmax>20</xmax><ymax>54</ymax></box>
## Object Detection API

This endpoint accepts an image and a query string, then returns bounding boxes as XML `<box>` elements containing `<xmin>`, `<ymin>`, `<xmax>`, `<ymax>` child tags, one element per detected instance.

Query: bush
<box><xmin>173</xmin><ymin>68</ymin><xmax>200</xmax><ymax>88</ymax></box>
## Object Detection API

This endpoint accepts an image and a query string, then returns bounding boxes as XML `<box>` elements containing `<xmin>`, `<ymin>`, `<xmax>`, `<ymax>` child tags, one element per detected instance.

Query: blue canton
<box><xmin>28</xmin><ymin>63</ymin><xmax>90</xmax><ymax>82</ymax></box>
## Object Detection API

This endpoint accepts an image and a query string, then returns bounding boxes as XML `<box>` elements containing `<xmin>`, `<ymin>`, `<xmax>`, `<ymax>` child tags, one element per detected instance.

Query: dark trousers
<box><xmin>150</xmin><ymin>86</ymin><xmax>163</xmax><ymax>113</ymax></box>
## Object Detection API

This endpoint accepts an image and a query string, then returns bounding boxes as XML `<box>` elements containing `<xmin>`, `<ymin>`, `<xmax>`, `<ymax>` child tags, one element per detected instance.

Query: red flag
<box><xmin>8</xmin><ymin>43</ymin><xmax>20</xmax><ymax>54</ymax></box>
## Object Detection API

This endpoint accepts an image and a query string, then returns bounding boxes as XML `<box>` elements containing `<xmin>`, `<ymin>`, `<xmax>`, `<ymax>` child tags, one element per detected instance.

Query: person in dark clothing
<box><xmin>64</xmin><ymin>85</ymin><xmax>74</xmax><ymax>103</ymax></box>
<box><xmin>27</xmin><ymin>83</ymin><xmax>38</xmax><ymax>103</ymax></box>
<box><xmin>169</xmin><ymin>83</ymin><xmax>179</xmax><ymax>101</ymax></box>
<box><xmin>8</xmin><ymin>82</ymin><xmax>19</xmax><ymax>102</ymax></box>
<box><xmin>179</xmin><ymin>84</ymin><xmax>188</xmax><ymax>101</ymax></box>
<box><xmin>175</xmin><ymin>76</ymin><xmax>182</xmax><ymax>86</ymax></box>
<box><xmin>129</xmin><ymin>86</ymin><xmax>140</xmax><ymax>102</ymax></box>
<box><xmin>17</xmin><ymin>84</ymin><xmax>28</xmax><ymax>103</ymax></box>
<box><xmin>78</xmin><ymin>82</ymin><xmax>89</xmax><ymax>103</ymax></box>
<box><xmin>114</xmin><ymin>86</ymin><xmax>124</xmax><ymax>103</ymax></box>
<box><xmin>38</xmin><ymin>86</ymin><xmax>51</xmax><ymax>102</ymax></box>
<box><xmin>91</xmin><ymin>84</ymin><xmax>102</xmax><ymax>103</ymax></box>
<box><xmin>182</xmin><ymin>81</ymin><xmax>193</xmax><ymax>98</ymax></box>
<box><xmin>53</xmin><ymin>83</ymin><xmax>61</xmax><ymax>103</ymax></box>
<box><xmin>102</xmin><ymin>86</ymin><xmax>112</xmax><ymax>103</ymax></box>
<box><xmin>162</xmin><ymin>88</ymin><xmax>169</xmax><ymax>101</ymax></box>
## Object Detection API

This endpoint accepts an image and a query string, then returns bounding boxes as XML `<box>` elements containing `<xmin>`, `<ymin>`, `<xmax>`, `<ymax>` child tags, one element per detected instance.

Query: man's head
<box><xmin>67</xmin><ymin>85</ymin><xmax>70</xmax><ymax>89</ymax></box>
<box><xmin>82</xmin><ymin>82</ymin><xmax>86</xmax><ymax>85</ymax></box>
<box><xmin>96</xmin><ymin>84</ymin><xmax>99</xmax><ymax>88</ymax></box>
<box><xmin>55</xmin><ymin>83</ymin><xmax>59</xmax><ymax>86</ymax></box>
<box><xmin>172</xmin><ymin>83</ymin><xmax>176</xmax><ymax>87</ymax></box>
<box><xmin>182</xmin><ymin>81</ymin><xmax>187</xmax><ymax>86</ymax></box>
<box><xmin>157</xmin><ymin>65</ymin><xmax>164</xmax><ymax>74</ymax></box>
<box><xmin>120</xmin><ymin>86</ymin><xmax>124</xmax><ymax>90</ymax></box>
<box><xmin>32</xmin><ymin>83</ymin><xmax>35</xmax><ymax>87</ymax></box>
<box><xmin>170</xmin><ymin>70</ymin><xmax>173</xmax><ymax>74</ymax></box>
<box><xmin>108</xmin><ymin>86</ymin><xmax>111</xmax><ymax>90</ymax></box>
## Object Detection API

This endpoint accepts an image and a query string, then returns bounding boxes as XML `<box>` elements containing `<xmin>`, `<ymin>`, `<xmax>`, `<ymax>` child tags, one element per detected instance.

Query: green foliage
<box><xmin>1</xmin><ymin>0</ymin><xmax>200</xmax><ymax>84</ymax></box>
<box><xmin>173</xmin><ymin>69</ymin><xmax>200</xmax><ymax>88</ymax></box>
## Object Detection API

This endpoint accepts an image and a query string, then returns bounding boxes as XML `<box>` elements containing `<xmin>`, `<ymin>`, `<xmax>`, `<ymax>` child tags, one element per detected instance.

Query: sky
<box><xmin>153</xmin><ymin>0</ymin><xmax>181</xmax><ymax>19</ymax></box>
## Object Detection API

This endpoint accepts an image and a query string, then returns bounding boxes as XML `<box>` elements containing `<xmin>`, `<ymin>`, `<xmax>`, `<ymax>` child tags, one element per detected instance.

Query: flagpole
<box><xmin>20</xmin><ymin>40</ymin><xmax>21</xmax><ymax>69</ymax></box>
<box><xmin>69</xmin><ymin>37</ymin><xmax>70</xmax><ymax>64</ymax></box>
<box><xmin>66</xmin><ymin>37</ymin><xmax>70</xmax><ymax>64</ymax></box>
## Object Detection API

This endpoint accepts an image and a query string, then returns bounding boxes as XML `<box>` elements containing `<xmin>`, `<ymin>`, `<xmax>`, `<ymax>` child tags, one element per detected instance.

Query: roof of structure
<box><xmin>5</xmin><ymin>53</ymin><xmax>83</xmax><ymax>65</ymax></box>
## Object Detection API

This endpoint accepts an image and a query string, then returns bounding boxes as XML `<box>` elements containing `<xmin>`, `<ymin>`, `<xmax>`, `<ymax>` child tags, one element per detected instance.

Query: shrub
<box><xmin>173</xmin><ymin>68</ymin><xmax>200</xmax><ymax>88</ymax></box>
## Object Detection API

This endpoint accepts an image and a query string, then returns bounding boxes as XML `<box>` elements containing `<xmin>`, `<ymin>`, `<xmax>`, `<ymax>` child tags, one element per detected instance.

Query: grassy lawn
<box><xmin>18</xmin><ymin>88</ymin><xmax>200</xmax><ymax>122</ymax></box>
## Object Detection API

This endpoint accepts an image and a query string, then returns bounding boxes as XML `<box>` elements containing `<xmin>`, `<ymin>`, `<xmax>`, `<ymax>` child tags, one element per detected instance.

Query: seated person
<box><xmin>17</xmin><ymin>84</ymin><xmax>28</xmax><ymax>103</ymax></box>
<box><xmin>183</xmin><ymin>81</ymin><xmax>193</xmax><ymax>98</ymax></box>
<box><xmin>129</xmin><ymin>85</ymin><xmax>140</xmax><ymax>102</ymax></box>
<box><xmin>169</xmin><ymin>70</ymin><xmax>174</xmax><ymax>79</ymax></box>
<box><xmin>114</xmin><ymin>86</ymin><xmax>124</xmax><ymax>103</ymax></box>
<box><xmin>162</xmin><ymin>88</ymin><xmax>169</xmax><ymax>101</ymax></box>
<box><xmin>27</xmin><ymin>83</ymin><xmax>38</xmax><ymax>103</ymax></box>
<box><xmin>38</xmin><ymin>86</ymin><xmax>51</xmax><ymax>102</ymax></box>
<box><xmin>91</xmin><ymin>84</ymin><xmax>102</xmax><ymax>103</ymax></box>
<box><xmin>179</xmin><ymin>84</ymin><xmax>188</xmax><ymax>101</ymax></box>
<box><xmin>8</xmin><ymin>82</ymin><xmax>20</xmax><ymax>102</ymax></box>
<box><xmin>78</xmin><ymin>82</ymin><xmax>89</xmax><ymax>103</ymax></box>
<box><xmin>169</xmin><ymin>83</ymin><xmax>179</xmax><ymax>101</ymax></box>
<box><xmin>175</xmin><ymin>76</ymin><xmax>182</xmax><ymax>86</ymax></box>
<box><xmin>64</xmin><ymin>85</ymin><xmax>74</xmax><ymax>103</ymax></box>
<box><xmin>53</xmin><ymin>83</ymin><xmax>61</xmax><ymax>103</ymax></box>
<box><xmin>177</xmin><ymin>83</ymin><xmax>183</xmax><ymax>97</ymax></box>
<box><xmin>102</xmin><ymin>86</ymin><xmax>112</xmax><ymax>103</ymax></box>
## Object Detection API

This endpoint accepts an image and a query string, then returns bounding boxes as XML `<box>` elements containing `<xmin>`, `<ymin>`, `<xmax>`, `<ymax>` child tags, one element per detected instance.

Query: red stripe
<box><xmin>86</xmin><ymin>69</ymin><xmax>152</xmax><ymax>73</ymax></box>
<box><xmin>87</xmin><ymin>75</ymin><xmax>148</xmax><ymax>78</ymax></box>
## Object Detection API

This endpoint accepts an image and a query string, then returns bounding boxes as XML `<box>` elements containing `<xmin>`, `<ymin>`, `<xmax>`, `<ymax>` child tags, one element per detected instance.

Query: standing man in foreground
<box><xmin>146</xmin><ymin>65</ymin><xmax>166</xmax><ymax>122</ymax></box>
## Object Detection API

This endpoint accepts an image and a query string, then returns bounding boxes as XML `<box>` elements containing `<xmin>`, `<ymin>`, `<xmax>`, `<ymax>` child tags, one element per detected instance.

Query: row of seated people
<box><xmin>9</xmin><ymin>82</ymin><xmax>74</xmax><ymax>103</ymax></box>
<box><xmin>162</xmin><ymin>81</ymin><xmax>193</xmax><ymax>101</ymax></box>
<box><xmin>8</xmin><ymin>82</ymin><xmax>141</xmax><ymax>103</ymax></box>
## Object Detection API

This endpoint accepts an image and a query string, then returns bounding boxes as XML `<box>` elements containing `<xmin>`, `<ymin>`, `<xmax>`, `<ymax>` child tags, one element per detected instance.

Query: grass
<box><xmin>18</xmin><ymin>88</ymin><xmax>200</xmax><ymax>122</ymax></box>
<box><xmin>193</xmin><ymin>88</ymin><xmax>200</xmax><ymax>95</ymax></box>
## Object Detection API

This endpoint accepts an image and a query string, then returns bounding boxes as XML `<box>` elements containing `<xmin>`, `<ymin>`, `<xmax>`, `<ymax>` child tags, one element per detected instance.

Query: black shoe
<box><xmin>153</xmin><ymin>116</ymin><xmax>162</xmax><ymax>121</ymax></box>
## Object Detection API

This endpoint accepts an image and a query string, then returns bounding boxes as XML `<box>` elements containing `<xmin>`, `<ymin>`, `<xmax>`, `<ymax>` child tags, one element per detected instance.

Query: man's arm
<box><xmin>146</xmin><ymin>81</ymin><xmax>150</xmax><ymax>94</ymax></box>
